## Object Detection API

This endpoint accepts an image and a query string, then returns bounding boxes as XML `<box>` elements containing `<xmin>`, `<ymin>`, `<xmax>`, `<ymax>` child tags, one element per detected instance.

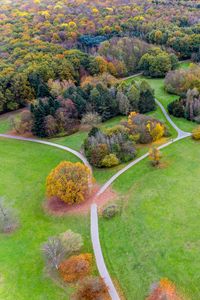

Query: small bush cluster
<box><xmin>59</xmin><ymin>253</ymin><xmax>92</xmax><ymax>283</ymax></box>
<box><xmin>46</xmin><ymin>161</ymin><xmax>92</xmax><ymax>205</ymax></box>
<box><xmin>102</xmin><ymin>204</ymin><xmax>120</xmax><ymax>219</ymax></box>
<box><xmin>146</xmin><ymin>278</ymin><xmax>182</xmax><ymax>300</ymax></box>
<box><xmin>123</xmin><ymin>112</ymin><xmax>166</xmax><ymax>144</ymax></box>
<box><xmin>42</xmin><ymin>230</ymin><xmax>109</xmax><ymax>300</ymax></box>
<box><xmin>42</xmin><ymin>230</ymin><xmax>83</xmax><ymax>270</ymax></box>
<box><xmin>73</xmin><ymin>276</ymin><xmax>110</xmax><ymax>300</ymax></box>
<box><xmin>84</xmin><ymin>125</ymin><xmax>136</xmax><ymax>168</ymax></box>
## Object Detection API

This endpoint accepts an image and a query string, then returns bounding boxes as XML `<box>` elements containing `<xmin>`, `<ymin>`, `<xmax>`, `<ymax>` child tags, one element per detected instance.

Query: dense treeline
<box><xmin>15</xmin><ymin>78</ymin><xmax>155</xmax><ymax>138</ymax></box>
<box><xmin>1</xmin><ymin>0</ymin><xmax>199</xmax><ymax>56</ymax></box>
<box><xmin>0</xmin><ymin>0</ymin><xmax>199</xmax><ymax>114</ymax></box>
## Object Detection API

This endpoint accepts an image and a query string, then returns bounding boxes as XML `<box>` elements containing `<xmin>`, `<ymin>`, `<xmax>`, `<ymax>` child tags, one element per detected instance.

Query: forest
<box><xmin>0</xmin><ymin>0</ymin><xmax>200</xmax><ymax>114</ymax></box>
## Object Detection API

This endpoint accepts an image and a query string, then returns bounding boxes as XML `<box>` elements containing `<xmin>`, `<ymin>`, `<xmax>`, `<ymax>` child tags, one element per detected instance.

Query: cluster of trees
<box><xmin>84</xmin><ymin>111</ymin><xmax>166</xmax><ymax>168</ymax></box>
<box><xmin>0</xmin><ymin>47</ymin><xmax>104</xmax><ymax>114</ymax></box>
<box><xmin>15</xmin><ymin>77</ymin><xmax>156</xmax><ymax>138</ymax></box>
<box><xmin>118</xmin><ymin>80</ymin><xmax>156</xmax><ymax>114</ymax></box>
<box><xmin>30</xmin><ymin>96</ymin><xmax>79</xmax><ymax>137</ymax></box>
<box><xmin>123</xmin><ymin>112</ymin><xmax>167</xmax><ymax>144</ymax></box>
<box><xmin>98</xmin><ymin>37</ymin><xmax>152</xmax><ymax>77</ymax></box>
<box><xmin>42</xmin><ymin>230</ymin><xmax>109</xmax><ymax>299</ymax></box>
<box><xmin>139</xmin><ymin>47</ymin><xmax>178</xmax><ymax>78</ymax></box>
<box><xmin>166</xmin><ymin>65</ymin><xmax>200</xmax><ymax>123</ymax></box>
<box><xmin>168</xmin><ymin>88</ymin><xmax>200</xmax><ymax>123</ymax></box>
<box><xmin>84</xmin><ymin>126</ymin><xmax>137</xmax><ymax>168</ymax></box>
<box><xmin>99</xmin><ymin>38</ymin><xmax>178</xmax><ymax>77</ymax></box>
<box><xmin>165</xmin><ymin>65</ymin><xmax>200</xmax><ymax>96</ymax></box>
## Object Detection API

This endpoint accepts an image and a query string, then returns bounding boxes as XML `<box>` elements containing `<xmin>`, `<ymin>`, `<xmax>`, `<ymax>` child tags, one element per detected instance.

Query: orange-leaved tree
<box><xmin>59</xmin><ymin>253</ymin><xmax>92</xmax><ymax>283</ymax></box>
<box><xmin>46</xmin><ymin>161</ymin><xmax>92</xmax><ymax>205</ymax></box>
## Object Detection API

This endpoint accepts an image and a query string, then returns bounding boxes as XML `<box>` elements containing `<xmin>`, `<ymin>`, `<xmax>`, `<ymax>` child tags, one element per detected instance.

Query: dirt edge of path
<box><xmin>43</xmin><ymin>184</ymin><xmax>117</xmax><ymax>216</ymax></box>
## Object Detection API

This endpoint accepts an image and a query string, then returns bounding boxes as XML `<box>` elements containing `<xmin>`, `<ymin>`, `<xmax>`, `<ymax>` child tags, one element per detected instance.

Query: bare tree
<box><xmin>42</xmin><ymin>237</ymin><xmax>65</xmax><ymax>269</ymax></box>
<box><xmin>0</xmin><ymin>197</ymin><xmax>18</xmax><ymax>233</ymax></box>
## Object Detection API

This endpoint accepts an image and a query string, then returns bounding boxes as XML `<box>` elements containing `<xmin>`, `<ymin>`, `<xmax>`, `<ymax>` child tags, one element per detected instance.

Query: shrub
<box><xmin>46</xmin><ymin>161</ymin><xmax>92</xmax><ymax>204</ymax></box>
<box><xmin>59</xmin><ymin>230</ymin><xmax>83</xmax><ymax>257</ymax></box>
<box><xmin>42</xmin><ymin>237</ymin><xmax>65</xmax><ymax>269</ymax></box>
<box><xmin>81</xmin><ymin>112</ymin><xmax>101</xmax><ymax>129</ymax></box>
<box><xmin>102</xmin><ymin>204</ymin><xmax>120</xmax><ymax>219</ymax></box>
<box><xmin>149</xmin><ymin>147</ymin><xmax>162</xmax><ymax>167</ymax></box>
<box><xmin>146</xmin><ymin>278</ymin><xmax>182</xmax><ymax>300</ymax></box>
<box><xmin>168</xmin><ymin>99</ymin><xmax>185</xmax><ymax>118</ymax></box>
<box><xmin>73</xmin><ymin>276</ymin><xmax>110</xmax><ymax>300</ymax></box>
<box><xmin>192</xmin><ymin>126</ymin><xmax>200</xmax><ymax>140</ymax></box>
<box><xmin>11</xmin><ymin>110</ymin><xmax>33</xmax><ymax>134</ymax></box>
<box><xmin>101</xmin><ymin>154</ymin><xmax>119</xmax><ymax>168</ymax></box>
<box><xmin>59</xmin><ymin>253</ymin><xmax>92</xmax><ymax>283</ymax></box>
<box><xmin>90</xmin><ymin>144</ymin><xmax>109</xmax><ymax>167</ymax></box>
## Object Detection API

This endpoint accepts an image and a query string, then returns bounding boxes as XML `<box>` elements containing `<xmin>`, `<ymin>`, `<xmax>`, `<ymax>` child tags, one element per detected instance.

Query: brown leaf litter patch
<box><xmin>44</xmin><ymin>184</ymin><xmax>117</xmax><ymax>216</ymax></box>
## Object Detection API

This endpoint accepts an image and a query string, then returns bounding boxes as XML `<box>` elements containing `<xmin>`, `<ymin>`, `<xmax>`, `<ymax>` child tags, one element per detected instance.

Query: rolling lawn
<box><xmin>0</xmin><ymin>138</ymin><xmax>92</xmax><ymax>300</ymax></box>
<box><xmin>100</xmin><ymin>137</ymin><xmax>200</xmax><ymax>300</ymax></box>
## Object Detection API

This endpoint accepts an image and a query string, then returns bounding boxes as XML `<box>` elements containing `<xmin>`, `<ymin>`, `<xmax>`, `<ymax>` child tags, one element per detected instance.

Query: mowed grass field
<box><xmin>100</xmin><ymin>137</ymin><xmax>200</xmax><ymax>300</ymax></box>
<box><xmin>0</xmin><ymin>138</ymin><xmax>92</xmax><ymax>300</ymax></box>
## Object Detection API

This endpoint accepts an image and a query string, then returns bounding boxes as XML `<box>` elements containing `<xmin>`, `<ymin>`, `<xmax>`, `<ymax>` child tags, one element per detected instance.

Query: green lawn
<box><xmin>52</xmin><ymin>116</ymin><xmax>126</xmax><ymax>152</ymax></box>
<box><xmin>0</xmin><ymin>117</ymin><xmax>12</xmax><ymax>134</ymax></box>
<box><xmin>0</xmin><ymin>138</ymin><xmax>92</xmax><ymax>300</ymax></box>
<box><xmin>100</xmin><ymin>137</ymin><xmax>200</xmax><ymax>300</ymax></box>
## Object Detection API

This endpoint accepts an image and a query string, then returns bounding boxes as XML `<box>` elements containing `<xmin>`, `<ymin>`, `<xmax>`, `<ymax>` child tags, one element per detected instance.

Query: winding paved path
<box><xmin>0</xmin><ymin>97</ymin><xmax>192</xmax><ymax>300</ymax></box>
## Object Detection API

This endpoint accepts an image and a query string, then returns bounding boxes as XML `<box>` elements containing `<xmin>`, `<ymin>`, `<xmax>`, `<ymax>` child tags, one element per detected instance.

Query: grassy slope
<box><xmin>0</xmin><ymin>138</ymin><xmax>92</xmax><ymax>300</ymax></box>
<box><xmin>100</xmin><ymin>138</ymin><xmax>200</xmax><ymax>300</ymax></box>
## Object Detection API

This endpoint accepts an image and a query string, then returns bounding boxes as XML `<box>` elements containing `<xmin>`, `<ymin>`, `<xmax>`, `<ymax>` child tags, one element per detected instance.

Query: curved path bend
<box><xmin>0</xmin><ymin>134</ymin><xmax>91</xmax><ymax>169</ymax></box>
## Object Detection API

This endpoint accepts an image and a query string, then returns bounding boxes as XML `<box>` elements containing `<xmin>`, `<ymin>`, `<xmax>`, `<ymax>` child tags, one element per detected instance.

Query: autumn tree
<box><xmin>46</xmin><ymin>161</ymin><xmax>92</xmax><ymax>205</ymax></box>
<box><xmin>146</xmin><ymin>278</ymin><xmax>182</xmax><ymax>300</ymax></box>
<box><xmin>59</xmin><ymin>253</ymin><xmax>92</xmax><ymax>283</ymax></box>
<box><xmin>73</xmin><ymin>276</ymin><xmax>110</xmax><ymax>300</ymax></box>
<box><xmin>149</xmin><ymin>147</ymin><xmax>162</xmax><ymax>167</ymax></box>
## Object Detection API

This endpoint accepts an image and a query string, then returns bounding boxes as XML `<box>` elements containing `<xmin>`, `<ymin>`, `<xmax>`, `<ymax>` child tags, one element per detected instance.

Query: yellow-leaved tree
<box><xmin>149</xmin><ymin>147</ymin><xmax>162</xmax><ymax>167</ymax></box>
<box><xmin>146</xmin><ymin>121</ymin><xmax>165</xmax><ymax>141</ymax></box>
<box><xmin>46</xmin><ymin>161</ymin><xmax>92</xmax><ymax>205</ymax></box>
